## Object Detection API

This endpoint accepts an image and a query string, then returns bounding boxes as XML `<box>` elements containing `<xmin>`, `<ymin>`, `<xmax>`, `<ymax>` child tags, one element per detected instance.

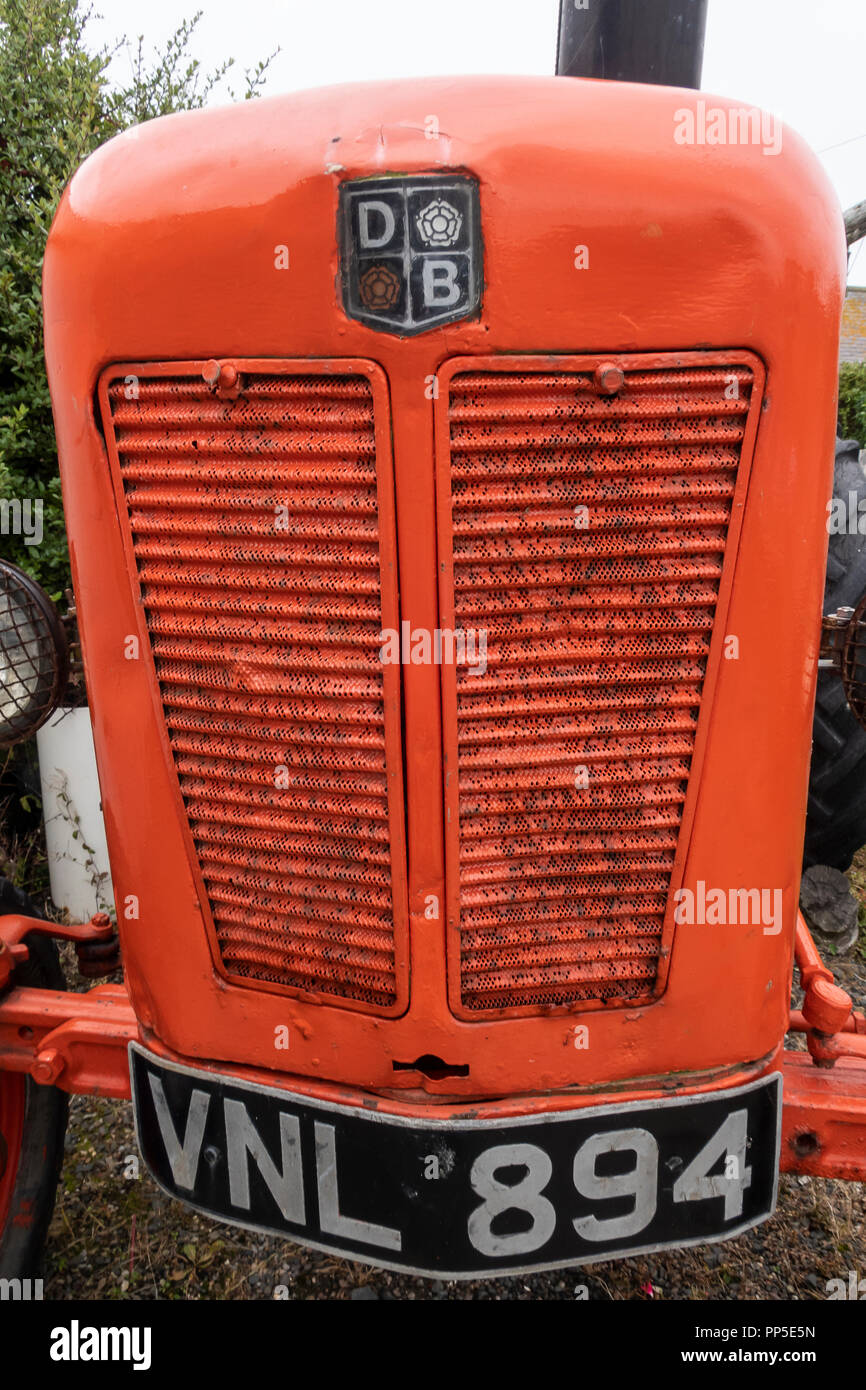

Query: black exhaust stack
<box><xmin>556</xmin><ymin>0</ymin><xmax>708</xmax><ymax>89</ymax></box>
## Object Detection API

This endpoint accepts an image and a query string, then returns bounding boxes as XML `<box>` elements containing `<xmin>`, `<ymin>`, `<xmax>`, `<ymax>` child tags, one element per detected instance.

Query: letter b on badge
<box><xmin>422</xmin><ymin>259</ymin><xmax>460</xmax><ymax>307</ymax></box>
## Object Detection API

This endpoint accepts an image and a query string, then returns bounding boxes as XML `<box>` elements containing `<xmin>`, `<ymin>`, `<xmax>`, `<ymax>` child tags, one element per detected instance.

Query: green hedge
<box><xmin>839</xmin><ymin>361</ymin><xmax>866</xmax><ymax>447</ymax></box>
<box><xmin>0</xmin><ymin>0</ymin><xmax>274</xmax><ymax>598</ymax></box>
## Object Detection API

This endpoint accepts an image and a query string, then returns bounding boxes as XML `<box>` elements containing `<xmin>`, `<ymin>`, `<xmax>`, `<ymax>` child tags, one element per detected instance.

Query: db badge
<box><xmin>339</xmin><ymin>175</ymin><xmax>482</xmax><ymax>335</ymax></box>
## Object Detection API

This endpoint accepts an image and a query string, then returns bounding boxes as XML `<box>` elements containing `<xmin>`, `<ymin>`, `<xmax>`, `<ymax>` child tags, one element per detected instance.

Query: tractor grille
<box><xmin>103</xmin><ymin>366</ymin><xmax>406</xmax><ymax>1012</ymax></box>
<box><xmin>441</xmin><ymin>363</ymin><xmax>756</xmax><ymax>1014</ymax></box>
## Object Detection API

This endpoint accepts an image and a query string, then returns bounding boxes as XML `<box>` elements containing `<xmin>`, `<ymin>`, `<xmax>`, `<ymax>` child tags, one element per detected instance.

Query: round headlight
<box><xmin>0</xmin><ymin>561</ymin><xmax>69</xmax><ymax>747</ymax></box>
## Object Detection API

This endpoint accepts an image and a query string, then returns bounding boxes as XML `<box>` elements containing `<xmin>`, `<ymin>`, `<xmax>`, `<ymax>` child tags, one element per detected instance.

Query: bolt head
<box><xmin>32</xmin><ymin>1048</ymin><xmax>63</xmax><ymax>1085</ymax></box>
<box><xmin>595</xmin><ymin>362</ymin><xmax>625</xmax><ymax>395</ymax></box>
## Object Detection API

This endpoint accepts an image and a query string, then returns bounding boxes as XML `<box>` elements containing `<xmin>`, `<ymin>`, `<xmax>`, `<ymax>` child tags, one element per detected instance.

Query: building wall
<box><xmin>841</xmin><ymin>287</ymin><xmax>866</xmax><ymax>362</ymax></box>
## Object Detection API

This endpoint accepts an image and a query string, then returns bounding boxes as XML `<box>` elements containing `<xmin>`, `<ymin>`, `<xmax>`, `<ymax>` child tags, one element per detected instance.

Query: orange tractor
<box><xmin>2</xmin><ymin>0</ymin><xmax>865</xmax><ymax>1280</ymax></box>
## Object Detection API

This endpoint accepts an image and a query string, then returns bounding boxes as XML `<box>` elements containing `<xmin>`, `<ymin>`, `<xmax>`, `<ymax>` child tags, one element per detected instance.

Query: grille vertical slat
<box><xmin>442</xmin><ymin>364</ymin><xmax>756</xmax><ymax>1014</ymax></box>
<box><xmin>104</xmin><ymin>368</ymin><xmax>406</xmax><ymax>1011</ymax></box>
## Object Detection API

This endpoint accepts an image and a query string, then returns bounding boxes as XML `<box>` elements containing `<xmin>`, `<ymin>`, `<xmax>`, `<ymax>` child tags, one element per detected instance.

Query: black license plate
<box><xmin>129</xmin><ymin>1044</ymin><xmax>781</xmax><ymax>1278</ymax></box>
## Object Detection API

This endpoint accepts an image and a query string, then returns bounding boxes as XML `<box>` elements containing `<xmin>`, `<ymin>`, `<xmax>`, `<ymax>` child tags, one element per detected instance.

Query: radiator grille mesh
<box><xmin>104</xmin><ymin>369</ymin><xmax>404</xmax><ymax>1010</ymax></box>
<box><xmin>443</xmin><ymin>365</ymin><xmax>754</xmax><ymax>1013</ymax></box>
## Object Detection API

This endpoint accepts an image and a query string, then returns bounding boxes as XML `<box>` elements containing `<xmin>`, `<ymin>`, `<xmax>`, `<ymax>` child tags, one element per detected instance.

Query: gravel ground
<box><xmin>39</xmin><ymin>863</ymin><xmax>866</xmax><ymax>1303</ymax></box>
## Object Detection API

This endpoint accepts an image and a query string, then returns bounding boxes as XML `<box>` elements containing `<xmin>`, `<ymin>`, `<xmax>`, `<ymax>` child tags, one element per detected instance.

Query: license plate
<box><xmin>129</xmin><ymin>1044</ymin><xmax>781</xmax><ymax>1278</ymax></box>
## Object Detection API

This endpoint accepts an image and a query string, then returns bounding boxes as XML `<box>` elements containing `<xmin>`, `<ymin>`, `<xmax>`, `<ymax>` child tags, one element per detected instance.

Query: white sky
<box><xmin>87</xmin><ymin>0</ymin><xmax>866</xmax><ymax>283</ymax></box>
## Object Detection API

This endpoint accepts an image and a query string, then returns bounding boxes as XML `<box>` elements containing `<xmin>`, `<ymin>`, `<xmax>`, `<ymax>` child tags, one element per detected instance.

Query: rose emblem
<box><xmin>359</xmin><ymin>264</ymin><xmax>402</xmax><ymax>310</ymax></box>
<box><xmin>415</xmin><ymin>198</ymin><xmax>462</xmax><ymax>247</ymax></box>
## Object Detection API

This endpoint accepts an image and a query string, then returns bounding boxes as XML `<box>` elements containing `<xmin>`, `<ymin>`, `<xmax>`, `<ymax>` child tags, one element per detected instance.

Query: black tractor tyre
<box><xmin>0</xmin><ymin>877</ymin><xmax>68</xmax><ymax>1279</ymax></box>
<box><xmin>804</xmin><ymin>437</ymin><xmax>866</xmax><ymax>870</ymax></box>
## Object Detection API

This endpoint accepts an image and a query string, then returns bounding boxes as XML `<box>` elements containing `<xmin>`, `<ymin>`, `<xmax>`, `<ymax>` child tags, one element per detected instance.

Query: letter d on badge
<box><xmin>358</xmin><ymin>200</ymin><xmax>395</xmax><ymax>249</ymax></box>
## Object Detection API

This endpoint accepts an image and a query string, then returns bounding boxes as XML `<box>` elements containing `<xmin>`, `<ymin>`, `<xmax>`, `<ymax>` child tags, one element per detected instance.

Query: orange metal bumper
<box><xmin>0</xmin><ymin>982</ymin><xmax>136</xmax><ymax>1098</ymax></box>
<box><xmin>780</xmin><ymin>1053</ymin><xmax>866</xmax><ymax>1181</ymax></box>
